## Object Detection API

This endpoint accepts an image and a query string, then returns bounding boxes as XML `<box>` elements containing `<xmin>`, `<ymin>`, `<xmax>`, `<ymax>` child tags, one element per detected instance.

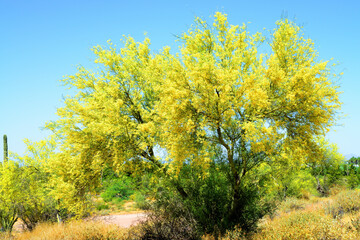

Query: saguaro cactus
<box><xmin>3</xmin><ymin>134</ymin><xmax>8</xmax><ymax>162</ymax></box>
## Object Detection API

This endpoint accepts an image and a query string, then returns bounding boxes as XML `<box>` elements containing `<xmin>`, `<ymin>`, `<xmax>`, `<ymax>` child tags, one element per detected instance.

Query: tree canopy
<box><xmin>46</xmin><ymin>12</ymin><xmax>341</xmax><ymax>217</ymax></box>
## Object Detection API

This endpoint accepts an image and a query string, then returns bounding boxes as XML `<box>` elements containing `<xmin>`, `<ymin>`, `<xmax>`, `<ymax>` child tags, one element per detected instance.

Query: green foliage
<box><xmin>95</xmin><ymin>203</ymin><xmax>110</xmax><ymax>211</ymax></box>
<box><xmin>0</xmin><ymin>203</ymin><xmax>17</xmax><ymax>232</ymax></box>
<box><xmin>0</xmin><ymin>160</ymin><xmax>22</xmax><ymax>232</ymax></box>
<box><xmin>133</xmin><ymin>193</ymin><xmax>201</xmax><ymax>240</ymax></box>
<box><xmin>347</xmin><ymin>173</ymin><xmax>360</xmax><ymax>189</ymax></box>
<box><xmin>344</xmin><ymin>158</ymin><xmax>360</xmax><ymax>189</ymax></box>
<box><xmin>98</xmin><ymin>166</ymin><xmax>153</xmax><ymax>210</ymax></box>
<box><xmin>278</xmin><ymin>168</ymin><xmax>316</xmax><ymax>199</ymax></box>
<box><xmin>133</xmin><ymin>191</ymin><xmax>149</xmax><ymax>209</ymax></box>
<box><xmin>178</xmin><ymin>163</ymin><xmax>231</xmax><ymax>234</ymax></box>
<box><xmin>16</xmin><ymin>197</ymin><xmax>60</xmax><ymax>231</ymax></box>
<box><xmin>0</xmin><ymin>139</ymin><xmax>70</xmax><ymax>232</ymax></box>
<box><xmin>307</xmin><ymin>138</ymin><xmax>344</xmax><ymax>196</ymax></box>
<box><xmin>227</xmin><ymin>181</ymin><xmax>276</xmax><ymax>233</ymax></box>
<box><xmin>145</xmin><ymin>161</ymin><xmax>272</xmax><ymax>235</ymax></box>
<box><xmin>100</xmin><ymin>175</ymin><xmax>135</xmax><ymax>203</ymax></box>
<box><xmin>349</xmin><ymin>157</ymin><xmax>360</xmax><ymax>165</ymax></box>
<box><xmin>260</xmin><ymin>137</ymin><xmax>345</xmax><ymax>200</ymax></box>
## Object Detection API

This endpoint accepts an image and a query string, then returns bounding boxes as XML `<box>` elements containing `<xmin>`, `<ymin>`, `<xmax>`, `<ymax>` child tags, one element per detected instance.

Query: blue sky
<box><xmin>1</xmin><ymin>0</ymin><xmax>359</xmax><ymax>158</ymax></box>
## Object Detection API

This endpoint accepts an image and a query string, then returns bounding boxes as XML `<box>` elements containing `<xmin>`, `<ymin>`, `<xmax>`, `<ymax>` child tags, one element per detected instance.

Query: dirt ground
<box><xmin>90</xmin><ymin>212</ymin><xmax>146</xmax><ymax>228</ymax></box>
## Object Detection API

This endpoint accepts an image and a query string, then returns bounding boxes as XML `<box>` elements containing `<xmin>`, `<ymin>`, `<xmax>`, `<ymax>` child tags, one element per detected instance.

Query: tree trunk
<box><xmin>228</xmin><ymin>182</ymin><xmax>242</xmax><ymax>222</ymax></box>
<box><xmin>315</xmin><ymin>176</ymin><xmax>326</xmax><ymax>196</ymax></box>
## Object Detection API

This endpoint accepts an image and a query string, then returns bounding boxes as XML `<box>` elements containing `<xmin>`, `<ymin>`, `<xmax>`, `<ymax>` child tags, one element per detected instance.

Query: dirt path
<box><xmin>91</xmin><ymin>213</ymin><xmax>146</xmax><ymax>228</ymax></box>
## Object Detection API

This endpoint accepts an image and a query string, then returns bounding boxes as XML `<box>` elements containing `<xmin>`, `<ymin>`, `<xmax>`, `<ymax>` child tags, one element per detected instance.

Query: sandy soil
<box><xmin>90</xmin><ymin>212</ymin><xmax>146</xmax><ymax>228</ymax></box>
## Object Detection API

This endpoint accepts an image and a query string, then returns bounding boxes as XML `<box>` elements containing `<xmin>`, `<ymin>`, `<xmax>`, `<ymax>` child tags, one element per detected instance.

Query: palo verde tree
<box><xmin>47</xmin><ymin>12</ymin><xmax>341</xmax><ymax>227</ymax></box>
<box><xmin>156</xmin><ymin>13</ymin><xmax>341</xmax><ymax>223</ymax></box>
<box><xmin>0</xmin><ymin>138</ymin><xmax>62</xmax><ymax>231</ymax></box>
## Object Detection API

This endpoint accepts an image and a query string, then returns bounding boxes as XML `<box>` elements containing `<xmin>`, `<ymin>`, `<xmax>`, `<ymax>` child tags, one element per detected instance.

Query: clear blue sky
<box><xmin>1</xmin><ymin>0</ymin><xmax>359</xmax><ymax>158</ymax></box>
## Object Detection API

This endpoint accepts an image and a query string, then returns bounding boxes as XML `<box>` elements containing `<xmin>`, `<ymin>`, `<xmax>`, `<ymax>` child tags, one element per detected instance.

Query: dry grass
<box><xmin>252</xmin><ymin>190</ymin><xmax>360</xmax><ymax>240</ymax></box>
<box><xmin>325</xmin><ymin>189</ymin><xmax>360</xmax><ymax>218</ymax></box>
<box><xmin>202</xmin><ymin>226</ymin><xmax>247</xmax><ymax>240</ymax></box>
<box><xmin>253</xmin><ymin>208</ymin><xmax>358</xmax><ymax>239</ymax></box>
<box><xmin>6</xmin><ymin>220</ymin><xmax>131</xmax><ymax>240</ymax></box>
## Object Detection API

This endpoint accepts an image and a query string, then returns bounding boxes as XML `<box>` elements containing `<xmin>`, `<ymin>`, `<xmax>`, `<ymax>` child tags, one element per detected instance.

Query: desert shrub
<box><xmin>202</xmin><ymin>226</ymin><xmax>246</xmax><ymax>240</ymax></box>
<box><xmin>101</xmin><ymin>175</ymin><xmax>135</xmax><ymax>202</ymax></box>
<box><xmin>0</xmin><ymin>161</ymin><xmax>21</xmax><ymax>232</ymax></box>
<box><xmin>0</xmin><ymin>203</ymin><xmax>17</xmax><ymax>232</ymax></box>
<box><xmin>13</xmin><ymin>220</ymin><xmax>127</xmax><ymax>240</ymax></box>
<box><xmin>226</xmin><ymin>184</ymin><xmax>273</xmax><ymax>233</ymax></box>
<box><xmin>255</xmin><ymin>209</ymin><xmax>356</xmax><ymax>239</ymax></box>
<box><xmin>0</xmin><ymin>161</ymin><xmax>68</xmax><ymax>231</ymax></box>
<box><xmin>179</xmin><ymin>163</ymin><xmax>232</xmax><ymax>234</ymax></box>
<box><xmin>140</xmin><ymin>162</ymin><xmax>273</xmax><ymax>237</ymax></box>
<box><xmin>329</xmin><ymin>184</ymin><xmax>347</xmax><ymax>196</ymax></box>
<box><xmin>221</xmin><ymin>226</ymin><xmax>246</xmax><ymax>240</ymax></box>
<box><xmin>95</xmin><ymin>203</ymin><xmax>110</xmax><ymax>211</ymax></box>
<box><xmin>344</xmin><ymin>160</ymin><xmax>360</xmax><ymax>189</ymax></box>
<box><xmin>325</xmin><ymin>189</ymin><xmax>360</xmax><ymax>218</ymax></box>
<box><xmin>276</xmin><ymin>197</ymin><xmax>308</xmax><ymax>214</ymax></box>
<box><xmin>350</xmin><ymin>213</ymin><xmax>360</xmax><ymax>232</ymax></box>
<box><xmin>15</xmin><ymin>197</ymin><xmax>71</xmax><ymax>231</ymax></box>
<box><xmin>0</xmin><ymin>140</ymin><xmax>74</xmax><ymax>231</ymax></box>
<box><xmin>0</xmin><ymin>159</ymin><xmax>65</xmax><ymax>232</ymax></box>
<box><xmin>285</xmin><ymin>170</ymin><xmax>317</xmax><ymax>198</ymax></box>
<box><xmin>132</xmin><ymin>191</ymin><xmax>149</xmax><ymax>210</ymax></box>
<box><xmin>347</xmin><ymin>173</ymin><xmax>360</xmax><ymax>189</ymax></box>
<box><xmin>180</xmin><ymin>162</ymin><xmax>273</xmax><ymax>234</ymax></box>
<box><xmin>132</xmin><ymin>193</ymin><xmax>201</xmax><ymax>240</ymax></box>
<box><xmin>17</xmin><ymin>199</ymin><xmax>59</xmax><ymax>231</ymax></box>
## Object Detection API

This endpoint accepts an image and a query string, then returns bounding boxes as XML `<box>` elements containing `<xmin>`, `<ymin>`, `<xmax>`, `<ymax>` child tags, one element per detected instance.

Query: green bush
<box><xmin>132</xmin><ymin>193</ymin><xmax>201</xmax><ymax>240</ymax></box>
<box><xmin>95</xmin><ymin>203</ymin><xmax>110</xmax><ymax>211</ymax></box>
<box><xmin>0</xmin><ymin>159</ymin><xmax>64</xmax><ymax>232</ymax></box>
<box><xmin>133</xmin><ymin>191</ymin><xmax>149</xmax><ymax>209</ymax></box>
<box><xmin>16</xmin><ymin>197</ymin><xmax>60</xmax><ymax>231</ymax></box>
<box><xmin>180</xmin><ymin>163</ymin><xmax>232</xmax><ymax>234</ymax></box>
<box><xmin>143</xmin><ymin>162</ymin><xmax>272</xmax><ymax>236</ymax></box>
<box><xmin>0</xmin><ymin>203</ymin><xmax>17</xmax><ymax>232</ymax></box>
<box><xmin>347</xmin><ymin>173</ymin><xmax>360</xmax><ymax>189</ymax></box>
<box><xmin>101</xmin><ymin>175</ymin><xmax>135</xmax><ymax>202</ymax></box>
